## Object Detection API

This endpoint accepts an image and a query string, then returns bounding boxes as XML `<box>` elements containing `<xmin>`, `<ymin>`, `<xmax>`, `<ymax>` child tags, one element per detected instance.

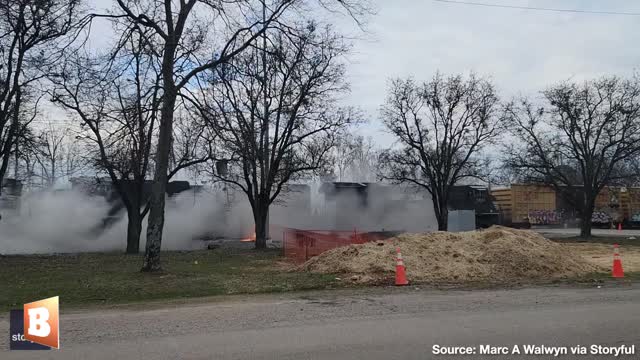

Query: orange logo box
<box><xmin>23</xmin><ymin>296</ymin><xmax>59</xmax><ymax>349</ymax></box>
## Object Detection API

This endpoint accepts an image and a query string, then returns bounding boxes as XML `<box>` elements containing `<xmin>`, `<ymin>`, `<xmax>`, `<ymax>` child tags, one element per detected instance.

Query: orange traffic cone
<box><xmin>612</xmin><ymin>244</ymin><xmax>624</xmax><ymax>278</ymax></box>
<box><xmin>395</xmin><ymin>247</ymin><xmax>409</xmax><ymax>286</ymax></box>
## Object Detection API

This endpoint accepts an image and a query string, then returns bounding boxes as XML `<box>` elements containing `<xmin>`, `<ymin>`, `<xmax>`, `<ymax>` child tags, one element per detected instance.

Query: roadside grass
<box><xmin>0</xmin><ymin>249</ymin><xmax>340</xmax><ymax>312</ymax></box>
<box><xmin>576</xmin><ymin>271</ymin><xmax>640</xmax><ymax>282</ymax></box>
<box><xmin>2</xmin><ymin>246</ymin><xmax>637</xmax><ymax>313</ymax></box>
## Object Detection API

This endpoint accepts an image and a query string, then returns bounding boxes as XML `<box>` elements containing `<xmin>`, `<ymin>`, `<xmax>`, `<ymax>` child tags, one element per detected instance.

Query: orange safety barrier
<box><xmin>283</xmin><ymin>228</ymin><xmax>399</xmax><ymax>262</ymax></box>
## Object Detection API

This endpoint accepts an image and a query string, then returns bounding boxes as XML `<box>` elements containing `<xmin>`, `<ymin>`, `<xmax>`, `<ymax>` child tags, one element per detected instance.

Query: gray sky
<box><xmin>60</xmin><ymin>0</ymin><xmax>640</xmax><ymax>148</ymax></box>
<box><xmin>36</xmin><ymin>0</ymin><xmax>640</xmax><ymax>185</ymax></box>
<box><xmin>343</xmin><ymin>0</ymin><xmax>640</xmax><ymax>145</ymax></box>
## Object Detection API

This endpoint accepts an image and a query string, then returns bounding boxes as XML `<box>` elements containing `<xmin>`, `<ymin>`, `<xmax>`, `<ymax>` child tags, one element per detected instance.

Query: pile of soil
<box><xmin>301</xmin><ymin>226</ymin><xmax>603</xmax><ymax>284</ymax></box>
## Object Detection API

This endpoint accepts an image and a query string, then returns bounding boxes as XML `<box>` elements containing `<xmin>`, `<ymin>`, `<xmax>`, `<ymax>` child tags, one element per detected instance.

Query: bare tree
<box><xmin>51</xmin><ymin>26</ymin><xmax>160</xmax><ymax>253</ymax></box>
<box><xmin>379</xmin><ymin>73</ymin><xmax>502</xmax><ymax>231</ymax></box>
<box><xmin>24</xmin><ymin>119</ymin><xmax>84</xmax><ymax>187</ymax></box>
<box><xmin>333</xmin><ymin>132</ymin><xmax>378</xmax><ymax>182</ymax></box>
<box><xmin>51</xmin><ymin>25</ymin><xmax>211</xmax><ymax>253</ymax></box>
<box><xmin>505</xmin><ymin>76</ymin><xmax>640</xmax><ymax>238</ymax></box>
<box><xmin>170</xmin><ymin>108</ymin><xmax>212</xmax><ymax>181</ymax></box>
<box><xmin>0</xmin><ymin>0</ymin><xmax>85</xmax><ymax>193</ymax></box>
<box><xmin>194</xmin><ymin>22</ymin><xmax>354</xmax><ymax>249</ymax></box>
<box><xmin>106</xmin><ymin>0</ymin><xmax>368</xmax><ymax>270</ymax></box>
<box><xmin>4</xmin><ymin>99</ymin><xmax>40</xmax><ymax>185</ymax></box>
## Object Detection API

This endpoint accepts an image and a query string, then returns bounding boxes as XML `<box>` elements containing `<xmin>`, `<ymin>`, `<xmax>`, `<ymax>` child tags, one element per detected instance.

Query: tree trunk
<box><xmin>126</xmin><ymin>209</ymin><xmax>142</xmax><ymax>254</ymax></box>
<box><xmin>0</xmin><ymin>72</ymin><xmax>21</xmax><ymax>194</ymax></box>
<box><xmin>254</xmin><ymin>206</ymin><xmax>269</xmax><ymax>250</ymax></box>
<box><xmin>580</xmin><ymin>206</ymin><xmax>593</xmax><ymax>239</ymax></box>
<box><xmin>0</xmin><ymin>117</ymin><xmax>17</xmax><ymax>194</ymax></box>
<box><xmin>141</xmin><ymin>43</ymin><xmax>177</xmax><ymax>272</ymax></box>
<box><xmin>434</xmin><ymin>198</ymin><xmax>448</xmax><ymax>231</ymax></box>
<box><xmin>578</xmin><ymin>189</ymin><xmax>596</xmax><ymax>239</ymax></box>
<box><xmin>141</xmin><ymin>107</ymin><xmax>172</xmax><ymax>271</ymax></box>
<box><xmin>437</xmin><ymin>209</ymin><xmax>448</xmax><ymax>231</ymax></box>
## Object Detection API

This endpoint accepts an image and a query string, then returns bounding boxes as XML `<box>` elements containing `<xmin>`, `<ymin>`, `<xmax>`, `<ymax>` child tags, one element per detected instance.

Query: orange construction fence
<box><xmin>282</xmin><ymin>228</ymin><xmax>399</xmax><ymax>262</ymax></box>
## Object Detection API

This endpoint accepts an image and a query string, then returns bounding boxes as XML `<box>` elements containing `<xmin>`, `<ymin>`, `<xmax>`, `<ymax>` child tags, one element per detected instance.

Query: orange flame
<box><xmin>240</xmin><ymin>231</ymin><xmax>256</xmax><ymax>242</ymax></box>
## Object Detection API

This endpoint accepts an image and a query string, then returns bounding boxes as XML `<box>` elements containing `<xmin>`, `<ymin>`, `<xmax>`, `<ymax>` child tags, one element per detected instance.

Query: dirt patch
<box><xmin>565</xmin><ymin>243</ymin><xmax>640</xmax><ymax>272</ymax></box>
<box><xmin>301</xmin><ymin>226</ymin><xmax>604</xmax><ymax>284</ymax></box>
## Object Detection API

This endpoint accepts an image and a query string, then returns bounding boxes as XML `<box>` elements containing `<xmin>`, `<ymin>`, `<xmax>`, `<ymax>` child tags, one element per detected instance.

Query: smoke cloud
<box><xmin>0</xmin><ymin>183</ymin><xmax>437</xmax><ymax>255</ymax></box>
<box><xmin>0</xmin><ymin>189</ymin><xmax>253</xmax><ymax>254</ymax></box>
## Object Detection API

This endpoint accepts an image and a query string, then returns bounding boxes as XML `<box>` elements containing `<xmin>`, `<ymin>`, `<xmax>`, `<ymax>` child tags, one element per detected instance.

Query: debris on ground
<box><xmin>301</xmin><ymin>226</ymin><xmax>603</xmax><ymax>284</ymax></box>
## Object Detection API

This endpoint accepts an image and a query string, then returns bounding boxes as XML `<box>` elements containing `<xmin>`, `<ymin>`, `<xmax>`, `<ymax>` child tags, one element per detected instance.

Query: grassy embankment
<box><xmin>0</xmin><ymin>248</ymin><xmax>339</xmax><ymax>312</ymax></box>
<box><xmin>2</xmin><ymin>235</ymin><xmax>639</xmax><ymax>311</ymax></box>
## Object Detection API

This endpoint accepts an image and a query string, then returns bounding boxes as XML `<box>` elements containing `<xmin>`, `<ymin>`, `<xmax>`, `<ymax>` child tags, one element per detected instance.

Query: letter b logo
<box><xmin>24</xmin><ymin>296</ymin><xmax>59</xmax><ymax>349</ymax></box>
<box><xmin>27</xmin><ymin>307</ymin><xmax>51</xmax><ymax>337</ymax></box>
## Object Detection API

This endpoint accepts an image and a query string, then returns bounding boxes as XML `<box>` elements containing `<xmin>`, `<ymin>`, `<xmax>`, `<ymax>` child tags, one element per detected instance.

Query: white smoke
<box><xmin>0</xmin><ymin>191</ymin><xmax>112</xmax><ymax>254</ymax></box>
<box><xmin>0</xmin><ymin>183</ymin><xmax>438</xmax><ymax>255</ymax></box>
<box><xmin>0</xmin><ymin>188</ymin><xmax>254</xmax><ymax>255</ymax></box>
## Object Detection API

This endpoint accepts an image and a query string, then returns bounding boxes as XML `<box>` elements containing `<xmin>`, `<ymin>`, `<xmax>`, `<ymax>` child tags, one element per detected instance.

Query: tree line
<box><xmin>0</xmin><ymin>0</ymin><xmax>369</xmax><ymax>271</ymax></box>
<box><xmin>1</xmin><ymin>1</ymin><xmax>638</xmax><ymax>274</ymax></box>
<box><xmin>379</xmin><ymin>73</ymin><xmax>640</xmax><ymax>238</ymax></box>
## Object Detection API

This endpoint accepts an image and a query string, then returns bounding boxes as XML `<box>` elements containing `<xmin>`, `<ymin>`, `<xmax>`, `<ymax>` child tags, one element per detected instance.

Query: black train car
<box><xmin>448</xmin><ymin>185</ymin><xmax>500</xmax><ymax>228</ymax></box>
<box><xmin>319</xmin><ymin>182</ymin><xmax>498</xmax><ymax>230</ymax></box>
<box><xmin>70</xmin><ymin>177</ymin><xmax>196</xmax><ymax>230</ymax></box>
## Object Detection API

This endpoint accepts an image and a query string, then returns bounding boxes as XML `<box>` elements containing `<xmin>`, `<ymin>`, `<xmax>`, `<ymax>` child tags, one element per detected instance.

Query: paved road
<box><xmin>2</xmin><ymin>285</ymin><xmax>639</xmax><ymax>359</ymax></box>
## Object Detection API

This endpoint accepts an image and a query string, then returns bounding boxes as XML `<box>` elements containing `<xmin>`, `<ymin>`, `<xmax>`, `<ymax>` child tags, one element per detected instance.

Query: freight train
<box><xmin>491</xmin><ymin>184</ymin><xmax>640</xmax><ymax>228</ymax></box>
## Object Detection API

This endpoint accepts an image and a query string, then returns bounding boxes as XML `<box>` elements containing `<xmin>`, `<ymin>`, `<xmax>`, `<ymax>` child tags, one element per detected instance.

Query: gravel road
<box><xmin>2</xmin><ymin>285</ymin><xmax>639</xmax><ymax>359</ymax></box>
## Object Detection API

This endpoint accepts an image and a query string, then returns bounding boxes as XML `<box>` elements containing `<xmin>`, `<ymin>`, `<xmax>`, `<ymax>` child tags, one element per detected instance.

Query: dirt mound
<box><xmin>301</xmin><ymin>226</ymin><xmax>603</xmax><ymax>284</ymax></box>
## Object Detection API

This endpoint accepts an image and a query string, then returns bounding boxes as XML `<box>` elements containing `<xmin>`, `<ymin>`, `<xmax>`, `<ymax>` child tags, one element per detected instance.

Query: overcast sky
<box><xmin>342</xmin><ymin>0</ymin><xmax>640</xmax><ymax>145</ymax></box>
<box><xmin>67</xmin><ymin>0</ymin><xmax>640</xmax><ymax>147</ymax></box>
<box><xmin>37</xmin><ymin>0</ymin><xmax>639</xmax><ymax>185</ymax></box>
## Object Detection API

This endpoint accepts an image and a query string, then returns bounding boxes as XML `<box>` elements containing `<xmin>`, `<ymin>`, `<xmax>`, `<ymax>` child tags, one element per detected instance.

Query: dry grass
<box><xmin>565</xmin><ymin>243</ymin><xmax>640</xmax><ymax>272</ymax></box>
